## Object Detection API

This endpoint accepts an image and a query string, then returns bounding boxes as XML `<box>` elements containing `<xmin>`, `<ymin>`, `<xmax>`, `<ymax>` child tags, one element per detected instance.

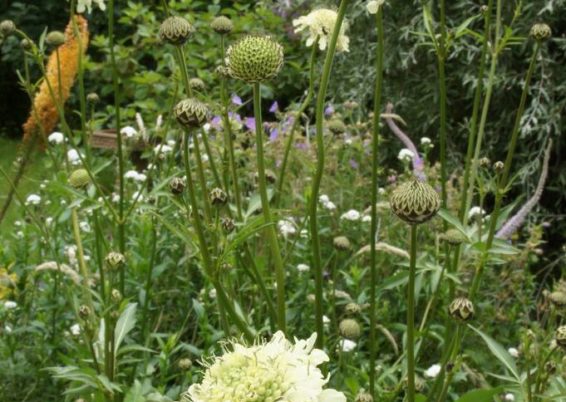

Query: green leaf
<box><xmin>114</xmin><ymin>303</ymin><xmax>137</xmax><ymax>353</ymax></box>
<box><xmin>455</xmin><ymin>387</ymin><xmax>503</xmax><ymax>402</ymax></box>
<box><xmin>124</xmin><ymin>380</ymin><xmax>144</xmax><ymax>402</ymax></box>
<box><xmin>437</xmin><ymin>208</ymin><xmax>468</xmax><ymax>236</ymax></box>
<box><xmin>469</xmin><ymin>325</ymin><xmax>520</xmax><ymax>382</ymax></box>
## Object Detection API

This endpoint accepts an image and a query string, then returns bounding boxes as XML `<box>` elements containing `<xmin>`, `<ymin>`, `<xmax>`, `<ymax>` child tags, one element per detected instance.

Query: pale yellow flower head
<box><xmin>183</xmin><ymin>331</ymin><xmax>346</xmax><ymax>402</ymax></box>
<box><xmin>293</xmin><ymin>9</ymin><xmax>350</xmax><ymax>52</ymax></box>
<box><xmin>367</xmin><ymin>0</ymin><xmax>385</xmax><ymax>14</ymax></box>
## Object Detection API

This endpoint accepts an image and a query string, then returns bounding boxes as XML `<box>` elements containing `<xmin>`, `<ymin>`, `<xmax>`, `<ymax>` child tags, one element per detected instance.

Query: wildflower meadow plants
<box><xmin>0</xmin><ymin>1</ymin><xmax>563</xmax><ymax>402</ymax></box>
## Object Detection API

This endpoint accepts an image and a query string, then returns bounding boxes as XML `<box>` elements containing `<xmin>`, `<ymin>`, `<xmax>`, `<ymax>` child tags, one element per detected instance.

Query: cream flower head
<box><xmin>293</xmin><ymin>9</ymin><xmax>350</xmax><ymax>52</ymax></box>
<box><xmin>77</xmin><ymin>0</ymin><xmax>106</xmax><ymax>14</ymax></box>
<box><xmin>183</xmin><ymin>331</ymin><xmax>346</xmax><ymax>402</ymax></box>
<box><xmin>367</xmin><ymin>0</ymin><xmax>385</xmax><ymax>14</ymax></box>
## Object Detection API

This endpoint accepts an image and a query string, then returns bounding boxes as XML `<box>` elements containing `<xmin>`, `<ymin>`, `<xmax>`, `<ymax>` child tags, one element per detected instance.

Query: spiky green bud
<box><xmin>440</xmin><ymin>229</ymin><xmax>468</xmax><ymax>245</ymax></box>
<box><xmin>209</xmin><ymin>187</ymin><xmax>227</xmax><ymax>206</ymax></box>
<box><xmin>105</xmin><ymin>251</ymin><xmax>126</xmax><ymax>271</ymax></box>
<box><xmin>226</xmin><ymin>35</ymin><xmax>284</xmax><ymax>83</ymax></box>
<box><xmin>174</xmin><ymin>98</ymin><xmax>209</xmax><ymax>128</ymax></box>
<box><xmin>345</xmin><ymin>302</ymin><xmax>362</xmax><ymax>315</ymax></box>
<box><xmin>87</xmin><ymin>92</ymin><xmax>100</xmax><ymax>104</ymax></box>
<box><xmin>159</xmin><ymin>16</ymin><xmax>193</xmax><ymax>45</ymax></box>
<box><xmin>0</xmin><ymin>20</ymin><xmax>16</xmax><ymax>36</ymax></box>
<box><xmin>448</xmin><ymin>297</ymin><xmax>475</xmax><ymax>322</ymax></box>
<box><xmin>328</xmin><ymin>119</ymin><xmax>347</xmax><ymax>135</ymax></box>
<box><xmin>211</xmin><ymin>16</ymin><xmax>233</xmax><ymax>35</ymax></box>
<box><xmin>530</xmin><ymin>23</ymin><xmax>551</xmax><ymax>41</ymax></box>
<box><xmin>390</xmin><ymin>179</ymin><xmax>440</xmax><ymax>225</ymax></box>
<box><xmin>68</xmin><ymin>169</ymin><xmax>90</xmax><ymax>189</ymax></box>
<box><xmin>46</xmin><ymin>31</ymin><xmax>65</xmax><ymax>47</ymax></box>
<box><xmin>189</xmin><ymin>77</ymin><xmax>206</xmax><ymax>92</ymax></box>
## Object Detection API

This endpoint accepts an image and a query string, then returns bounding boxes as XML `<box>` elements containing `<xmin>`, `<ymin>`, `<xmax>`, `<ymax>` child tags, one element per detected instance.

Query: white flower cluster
<box><xmin>398</xmin><ymin>148</ymin><xmax>415</xmax><ymax>162</ymax></box>
<box><xmin>184</xmin><ymin>331</ymin><xmax>346</xmax><ymax>402</ymax></box>
<box><xmin>124</xmin><ymin>170</ymin><xmax>147</xmax><ymax>182</ymax></box>
<box><xmin>278</xmin><ymin>219</ymin><xmax>297</xmax><ymax>237</ymax></box>
<box><xmin>77</xmin><ymin>0</ymin><xmax>106</xmax><ymax>14</ymax></box>
<box><xmin>293</xmin><ymin>9</ymin><xmax>350</xmax><ymax>52</ymax></box>
<box><xmin>48</xmin><ymin>131</ymin><xmax>65</xmax><ymax>145</ymax></box>
<box><xmin>25</xmin><ymin>194</ymin><xmax>41</xmax><ymax>206</ymax></box>
<box><xmin>340</xmin><ymin>209</ymin><xmax>361</xmax><ymax>221</ymax></box>
<box><xmin>319</xmin><ymin>194</ymin><xmax>337</xmax><ymax>211</ymax></box>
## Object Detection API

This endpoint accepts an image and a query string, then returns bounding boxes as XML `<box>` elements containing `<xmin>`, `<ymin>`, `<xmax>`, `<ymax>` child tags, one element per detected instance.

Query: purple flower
<box><xmin>349</xmin><ymin>159</ymin><xmax>359</xmax><ymax>169</ymax></box>
<box><xmin>211</xmin><ymin>115</ymin><xmax>222</xmax><ymax>130</ymax></box>
<box><xmin>269</xmin><ymin>101</ymin><xmax>279</xmax><ymax>113</ymax></box>
<box><xmin>269</xmin><ymin>128</ymin><xmax>279</xmax><ymax>141</ymax></box>
<box><xmin>231</xmin><ymin>94</ymin><xmax>243</xmax><ymax>106</ymax></box>
<box><xmin>325</xmin><ymin>104</ymin><xmax>334</xmax><ymax>116</ymax></box>
<box><xmin>245</xmin><ymin>117</ymin><xmax>256</xmax><ymax>132</ymax></box>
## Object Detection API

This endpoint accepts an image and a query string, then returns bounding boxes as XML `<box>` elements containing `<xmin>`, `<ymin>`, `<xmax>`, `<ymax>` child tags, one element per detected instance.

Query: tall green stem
<box><xmin>469</xmin><ymin>41</ymin><xmax>541</xmax><ymax>299</ymax></box>
<box><xmin>276</xmin><ymin>44</ymin><xmax>317</xmax><ymax>203</ymax></box>
<box><xmin>407</xmin><ymin>225</ymin><xmax>418</xmax><ymax>402</ymax></box>
<box><xmin>309</xmin><ymin>0</ymin><xmax>350</xmax><ymax>349</ymax></box>
<box><xmin>369</xmin><ymin>5</ymin><xmax>385</xmax><ymax>396</ymax></box>
<box><xmin>252</xmin><ymin>83</ymin><xmax>286</xmax><ymax>333</ymax></box>
<box><xmin>438</xmin><ymin>0</ymin><xmax>448</xmax><ymax>209</ymax></box>
<box><xmin>108</xmin><ymin>0</ymin><xmax>126</xmax><ymax>293</ymax></box>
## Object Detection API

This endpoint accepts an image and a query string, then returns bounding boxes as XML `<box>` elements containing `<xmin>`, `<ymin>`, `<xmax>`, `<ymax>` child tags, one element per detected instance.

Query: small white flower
<box><xmin>4</xmin><ymin>325</ymin><xmax>12</xmax><ymax>333</ymax></box>
<box><xmin>16</xmin><ymin>231</ymin><xmax>24</xmax><ymax>239</ymax></box>
<box><xmin>362</xmin><ymin>215</ymin><xmax>371</xmax><ymax>223</ymax></box>
<box><xmin>209</xmin><ymin>288</ymin><xmax>217</xmax><ymax>299</ymax></box>
<box><xmin>378</xmin><ymin>187</ymin><xmax>386</xmax><ymax>195</ymax></box>
<box><xmin>278</xmin><ymin>219</ymin><xmax>297</xmax><ymax>237</ymax></box>
<box><xmin>67</xmin><ymin>149</ymin><xmax>83</xmax><ymax>165</ymax></box>
<box><xmin>201</xmin><ymin>154</ymin><xmax>209</xmax><ymax>163</ymax></box>
<box><xmin>424</xmin><ymin>364</ymin><xmax>442</xmax><ymax>378</ymax></box>
<box><xmin>398</xmin><ymin>148</ymin><xmax>415</xmax><ymax>162</ymax></box>
<box><xmin>79</xmin><ymin>221</ymin><xmax>91</xmax><ymax>233</ymax></box>
<box><xmin>203</xmin><ymin>123</ymin><xmax>211</xmax><ymax>133</ymax></box>
<box><xmin>297</xmin><ymin>263</ymin><xmax>310</xmax><ymax>272</ymax></box>
<box><xmin>324</xmin><ymin>201</ymin><xmax>337</xmax><ymax>211</ymax></box>
<box><xmin>135</xmin><ymin>173</ymin><xmax>147</xmax><ymax>182</ymax></box>
<box><xmin>125</xmin><ymin>170</ymin><xmax>139</xmax><ymax>180</ymax></box>
<box><xmin>167</xmin><ymin>140</ymin><xmax>176</xmax><ymax>147</ymax></box>
<box><xmin>120</xmin><ymin>125</ymin><xmax>138</xmax><ymax>138</ymax></box>
<box><xmin>70</xmin><ymin>323</ymin><xmax>81</xmax><ymax>336</ymax></box>
<box><xmin>112</xmin><ymin>193</ymin><xmax>121</xmax><ymax>203</ymax></box>
<box><xmin>508</xmin><ymin>347</ymin><xmax>519</xmax><ymax>358</ymax></box>
<box><xmin>46</xmin><ymin>217</ymin><xmax>53</xmax><ymax>226</ymax></box>
<box><xmin>77</xmin><ymin>0</ymin><xmax>106</xmax><ymax>14</ymax></box>
<box><xmin>468</xmin><ymin>206</ymin><xmax>486</xmax><ymax>221</ymax></box>
<box><xmin>323</xmin><ymin>315</ymin><xmax>331</xmax><ymax>326</ymax></box>
<box><xmin>339</xmin><ymin>339</ymin><xmax>357</xmax><ymax>352</ymax></box>
<box><xmin>154</xmin><ymin>144</ymin><xmax>173</xmax><ymax>155</ymax></box>
<box><xmin>340</xmin><ymin>209</ymin><xmax>361</xmax><ymax>221</ymax></box>
<box><xmin>367</xmin><ymin>0</ymin><xmax>385</xmax><ymax>14</ymax></box>
<box><xmin>14</xmin><ymin>220</ymin><xmax>21</xmax><ymax>227</ymax></box>
<box><xmin>48</xmin><ymin>131</ymin><xmax>65</xmax><ymax>144</ymax></box>
<box><xmin>421</xmin><ymin>137</ymin><xmax>432</xmax><ymax>146</ymax></box>
<box><xmin>26</xmin><ymin>194</ymin><xmax>41</xmax><ymax>205</ymax></box>
<box><xmin>319</xmin><ymin>194</ymin><xmax>330</xmax><ymax>204</ymax></box>
<box><xmin>504</xmin><ymin>393</ymin><xmax>515</xmax><ymax>401</ymax></box>
<box><xmin>132</xmin><ymin>191</ymin><xmax>144</xmax><ymax>201</ymax></box>
<box><xmin>3</xmin><ymin>301</ymin><xmax>17</xmax><ymax>309</ymax></box>
<box><xmin>300</xmin><ymin>229</ymin><xmax>308</xmax><ymax>238</ymax></box>
<box><xmin>156</xmin><ymin>114</ymin><xmax>163</xmax><ymax>129</ymax></box>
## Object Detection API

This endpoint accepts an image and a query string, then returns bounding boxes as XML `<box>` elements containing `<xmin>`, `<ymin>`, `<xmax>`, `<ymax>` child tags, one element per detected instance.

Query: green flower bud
<box><xmin>159</xmin><ymin>16</ymin><xmax>193</xmax><ymax>45</ymax></box>
<box><xmin>178</xmin><ymin>358</ymin><xmax>193</xmax><ymax>370</ymax></box>
<box><xmin>226</xmin><ymin>35</ymin><xmax>284</xmax><ymax>83</ymax></box>
<box><xmin>105</xmin><ymin>251</ymin><xmax>126</xmax><ymax>271</ymax></box>
<box><xmin>78</xmin><ymin>305</ymin><xmax>91</xmax><ymax>319</ymax></box>
<box><xmin>209</xmin><ymin>187</ymin><xmax>227</xmax><ymax>206</ymax></box>
<box><xmin>448</xmin><ymin>297</ymin><xmax>475</xmax><ymax>322</ymax></box>
<box><xmin>45</xmin><ymin>31</ymin><xmax>65</xmax><ymax>47</ymax></box>
<box><xmin>390</xmin><ymin>179</ymin><xmax>440</xmax><ymax>225</ymax></box>
<box><xmin>333</xmin><ymin>236</ymin><xmax>351</xmax><ymax>251</ymax></box>
<box><xmin>345</xmin><ymin>302</ymin><xmax>362</xmax><ymax>315</ymax></box>
<box><xmin>189</xmin><ymin>77</ymin><xmax>206</xmax><ymax>92</ymax></box>
<box><xmin>174</xmin><ymin>98</ymin><xmax>209</xmax><ymax>129</ymax></box>
<box><xmin>328</xmin><ymin>119</ymin><xmax>346</xmax><ymax>135</ymax></box>
<box><xmin>210</xmin><ymin>16</ymin><xmax>233</xmax><ymax>35</ymax></box>
<box><xmin>68</xmin><ymin>169</ymin><xmax>90</xmax><ymax>189</ymax></box>
<box><xmin>111</xmin><ymin>288</ymin><xmax>122</xmax><ymax>304</ymax></box>
<box><xmin>215</xmin><ymin>65</ymin><xmax>231</xmax><ymax>79</ymax></box>
<box><xmin>0</xmin><ymin>20</ymin><xmax>16</xmax><ymax>36</ymax></box>
<box><xmin>479</xmin><ymin>157</ymin><xmax>491</xmax><ymax>168</ymax></box>
<box><xmin>440</xmin><ymin>229</ymin><xmax>468</xmax><ymax>245</ymax></box>
<box><xmin>555</xmin><ymin>326</ymin><xmax>566</xmax><ymax>349</ymax></box>
<box><xmin>221</xmin><ymin>217</ymin><xmax>235</xmax><ymax>233</ymax></box>
<box><xmin>530</xmin><ymin>23</ymin><xmax>551</xmax><ymax>41</ymax></box>
<box><xmin>493</xmin><ymin>161</ymin><xmax>504</xmax><ymax>173</ymax></box>
<box><xmin>339</xmin><ymin>318</ymin><xmax>361</xmax><ymax>339</ymax></box>
<box><xmin>20</xmin><ymin>38</ymin><xmax>32</xmax><ymax>50</ymax></box>
<box><xmin>169</xmin><ymin>177</ymin><xmax>186</xmax><ymax>195</ymax></box>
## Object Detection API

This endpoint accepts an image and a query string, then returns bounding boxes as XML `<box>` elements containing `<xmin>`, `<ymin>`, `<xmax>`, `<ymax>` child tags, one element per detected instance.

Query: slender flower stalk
<box><xmin>309</xmin><ymin>0</ymin><xmax>350</xmax><ymax>349</ymax></box>
<box><xmin>108</xmin><ymin>0</ymin><xmax>127</xmax><ymax>293</ymax></box>
<box><xmin>276</xmin><ymin>43</ymin><xmax>317</xmax><ymax>202</ymax></box>
<box><xmin>253</xmin><ymin>83</ymin><xmax>287</xmax><ymax>332</ymax></box>
<box><xmin>437</xmin><ymin>0</ymin><xmax>448</xmax><ymax>208</ymax></box>
<box><xmin>406</xmin><ymin>225</ymin><xmax>418</xmax><ymax>402</ymax></box>
<box><xmin>369</xmin><ymin>4</ymin><xmax>385</xmax><ymax>396</ymax></box>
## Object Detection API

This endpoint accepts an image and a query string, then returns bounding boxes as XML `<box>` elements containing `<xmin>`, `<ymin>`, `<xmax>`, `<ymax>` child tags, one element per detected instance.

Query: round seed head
<box><xmin>178</xmin><ymin>358</ymin><xmax>193</xmax><ymax>370</ymax></box>
<box><xmin>440</xmin><ymin>229</ymin><xmax>468</xmax><ymax>245</ymax></box>
<box><xmin>87</xmin><ymin>92</ymin><xmax>100</xmax><ymax>104</ymax></box>
<box><xmin>68</xmin><ymin>169</ymin><xmax>90</xmax><ymax>189</ymax></box>
<box><xmin>159</xmin><ymin>16</ymin><xmax>193</xmax><ymax>45</ymax></box>
<box><xmin>493</xmin><ymin>161</ymin><xmax>504</xmax><ymax>173</ymax></box>
<box><xmin>105</xmin><ymin>251</ymin><xmax>126</xmax><ymax>271</ymax></box>
<box><xmin>530</xmin><ymin>23</ymin><xmax>551</xmax><ymax>41</ymax></box>
<box><xmin>328</xmin><ymin>119</ymin><xmax>346</xmax><ymax>135</ymax></box>
<box><xmin>189</xmin><ymin>77</ymin><xmax>206</xmax><ymax>92</ymax></box>
<box><xmin>226</xmin><ymin>35</ymin><xmax>284</xmax><ymax>83</ymax></box>
<box><xmin>549</xmin><ymin>291</ymin><xmax>566</xmax><ymax>308</ymax></box>
<box><xmin>448</xmin><ymin>297</ymin><xmax>475</xmax><ymax>322</ymax></box>
<box><xmin>333</xmin><ymin>236</ymin><xmax>351</xmax><ymax>251</ymax></box>
<box><xmin>339</xmin><ymin>318</ymin><xmax>361</xmax><ymax>340</ymax></box>
<box><xmin>174</xmin><ymin>98</ymin><xmax>209</xmax><ymax>128</ymax></box>
<box><xmin>45</xmin><ymin>31</ymin><xmax>66</xmax><ymax>47</ymax></box>
<box><xmin>345</xmin><ymin>302</ymin><xmax>362</xmax><ymax>315</ymax></box>
<box><xmin>390</xmin><ymin>179</ymin><xmax>440</xmax><ymax>225</ymax></box>
<box><xmin>555</xmin><ymin>326</ymin><xmax>566</xmax><ymax>349</ymax></box>
<box><xmin>0</xmin><ymin>20</ymin><xmax>16</xmax><ymax>36</ymax></box>
<box><xmin>20</xmin><ymin>38</ymin><xmax>33</xmax><ymax>50</ymax></box>
<box><xmin>169</xmin><ymin>177</ymin><xmax>186</xmax><ymax>195</ymax></box>
<box><xmin>209</xmin><ymin>187</ymin><xmax>228</xmax><ymax>206</ymax></box>
<box><xmin>211</xmin><ymin>16</ymin><xmax>233</xmax><ymax>34</ymax></box>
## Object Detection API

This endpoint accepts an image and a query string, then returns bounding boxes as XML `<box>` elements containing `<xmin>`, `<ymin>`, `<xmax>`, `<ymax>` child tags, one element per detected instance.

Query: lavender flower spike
<box><xmin>496</xmin><ymin>140</ymin><xmax>552</xmax><ymax>240</ymax></box>
<box><xmin>383</xmin><ymin>103</ymin><xmax>426</xmax><ymax>181</ymax></box>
